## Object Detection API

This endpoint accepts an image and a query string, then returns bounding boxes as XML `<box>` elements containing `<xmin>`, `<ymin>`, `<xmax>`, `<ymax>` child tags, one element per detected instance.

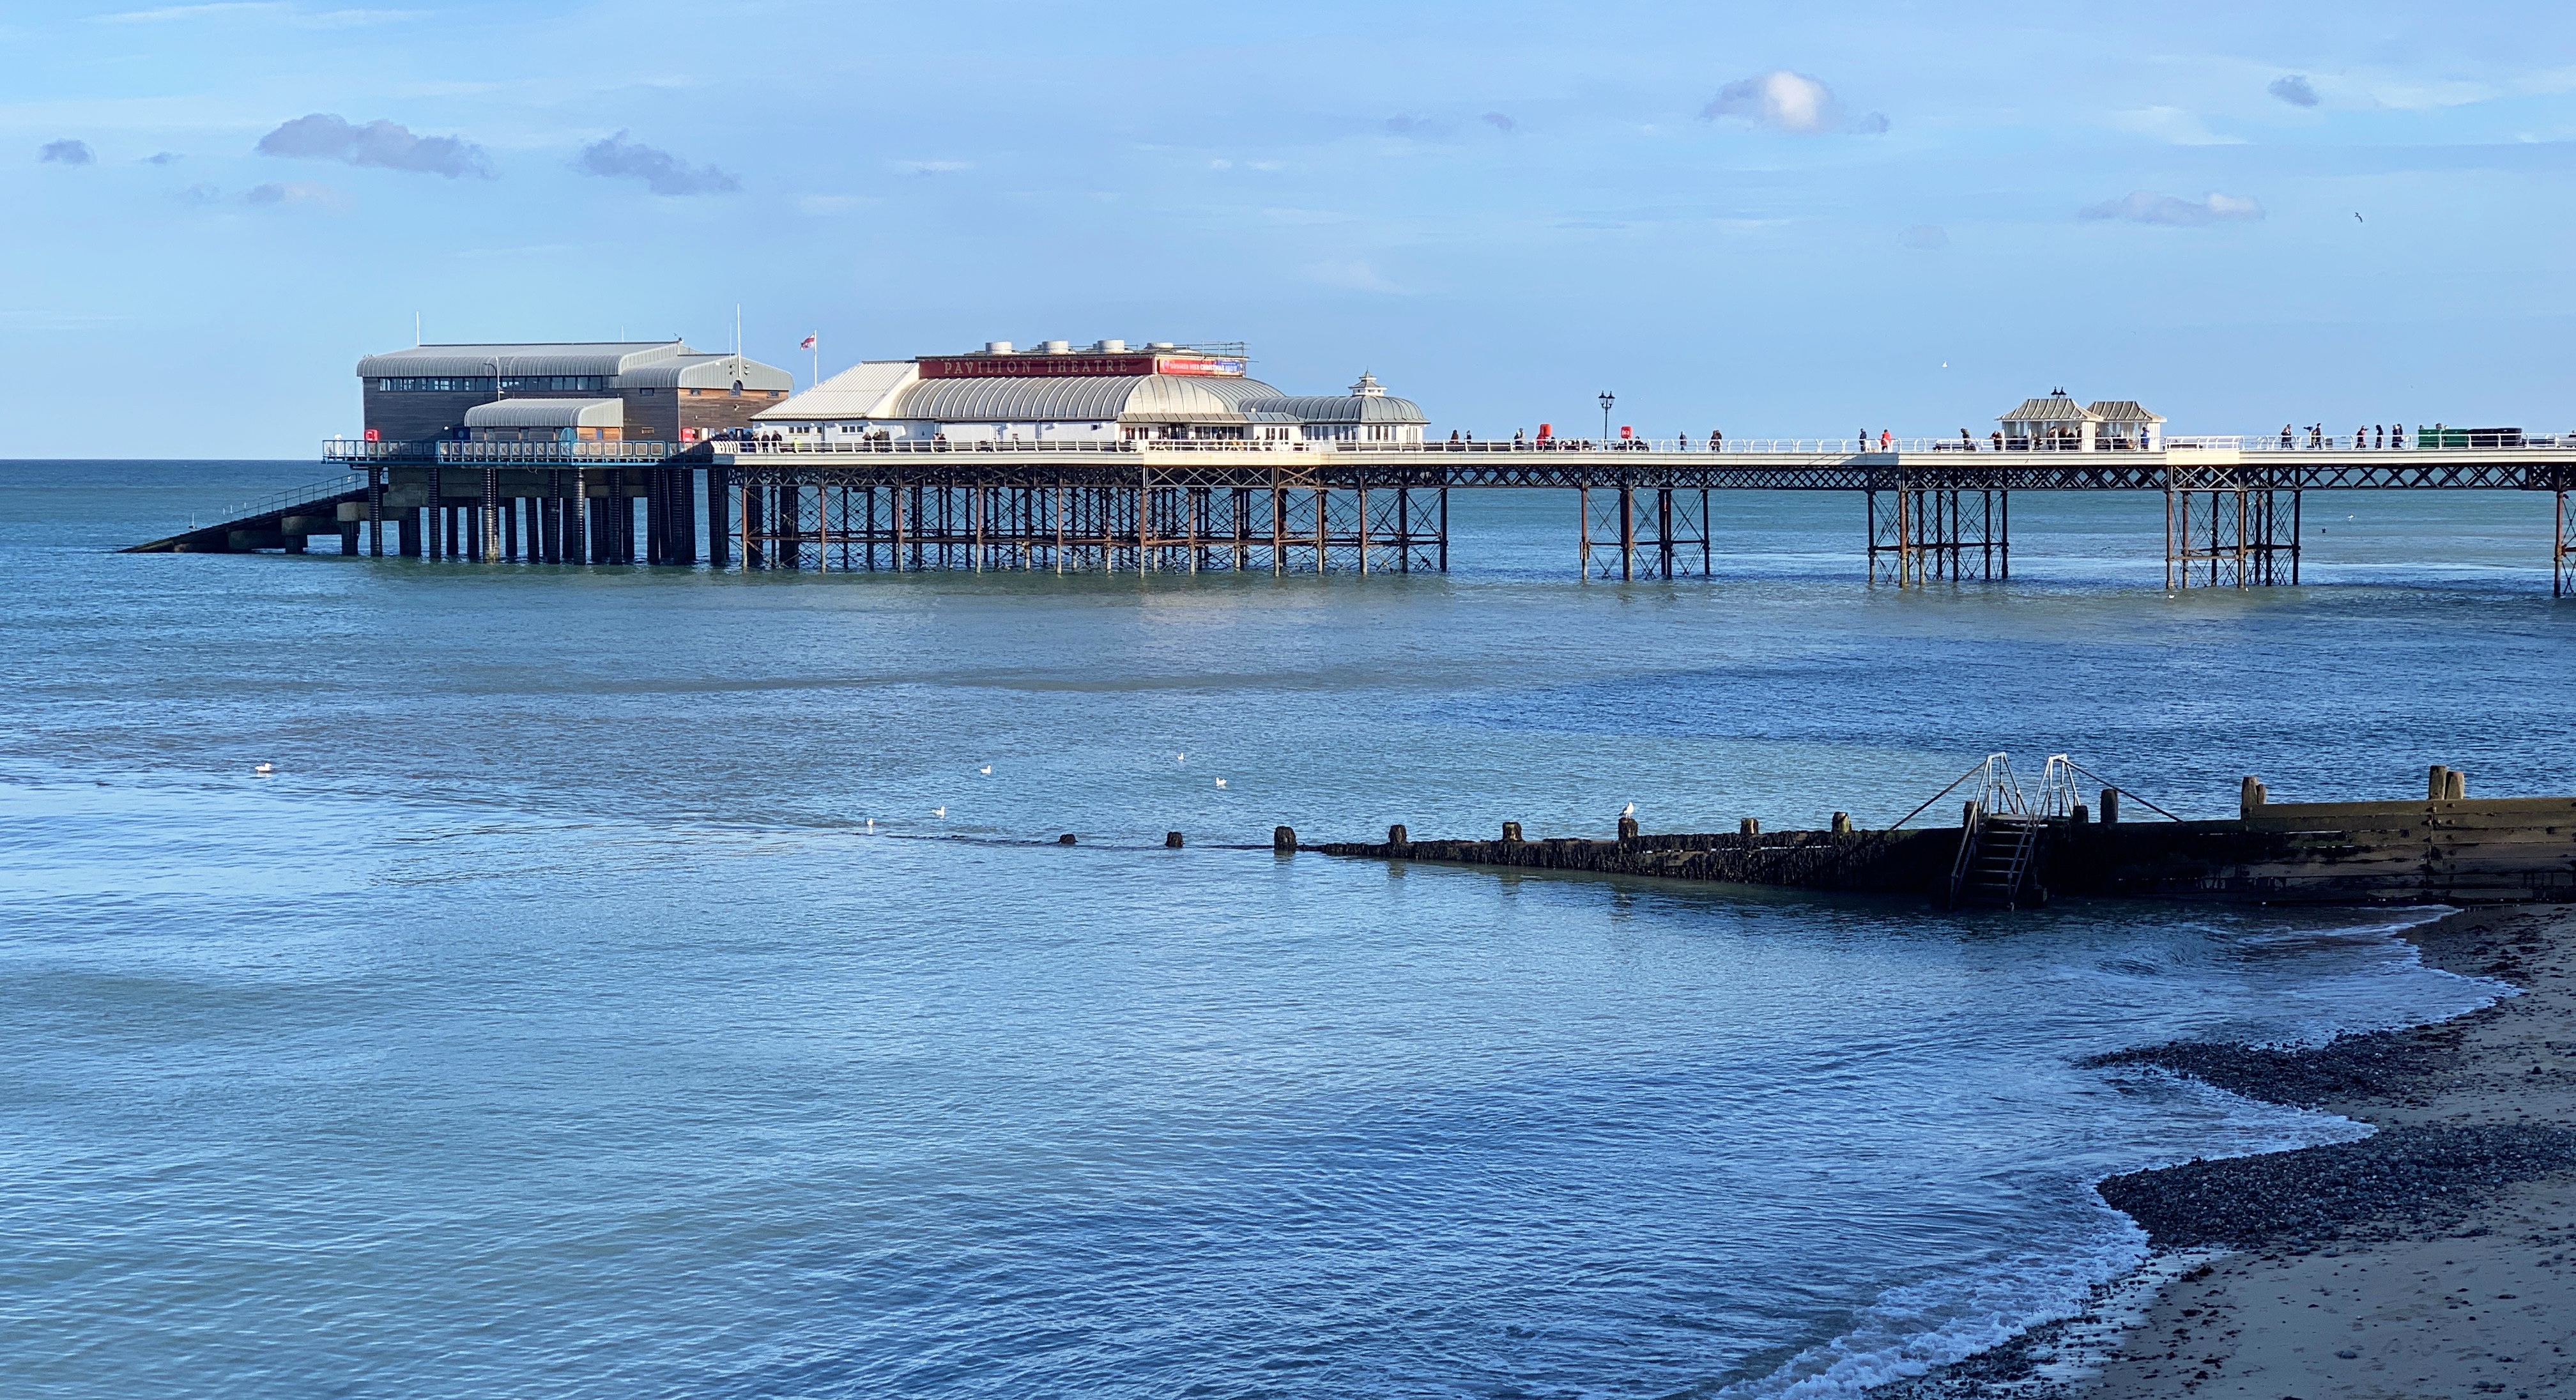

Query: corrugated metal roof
<box><xmin>1189</xmin><ymin>376</ymin><xmax>1292</xmax><ymax>410</ymax></box>
<box><xmin>463</xmin><ymin>397</ymin><xmax>625</xmax><ymax>427</ymax></box>
<box><xmin>1997</xmin><ymin>396</ymin><xmax>2099</xmax><ymax>422</ymax></box>
<box><xmin>615</xmin><ymin>353</ymin><xmax>794</xmax><ymax>392</ymax></box>
<box><xmin>2085</xmin><ymin>399</ymin><xmax>2166</xmax><ymax>423</ymax></box>
<box><xmin>756</xmin><ymin>361</ymin><xmax>921</xmax><ymax>421</ymax></box>
<box><xmin>1245</xmin><ymin>394</ymin><xmax>1427</xmax><ymax>424</ymax></box>
<box><xmin>358</xmin><ymin>341</ymin><xmax>689</xmax><ymax>378</ymax></box>
<box><xmin>891</xmin><ymin>374</ymin><xmax>1245</xmax><ymax>424</ymax></box>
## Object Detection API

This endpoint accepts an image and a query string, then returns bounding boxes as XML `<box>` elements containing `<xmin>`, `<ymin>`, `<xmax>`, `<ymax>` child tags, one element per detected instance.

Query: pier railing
<box><xmin>702</xmin><ymin>433</ymin><xmax>2576</xmax><ymax>457</ymax></box>
<box><xmin>323</xmin><ymin>438</ymin><xmax>691</xmax><ymax>463</ymax></box>
<box><xmin>199</xmin><ymin>472</ymin><xmax>367</xmax><ymax>531</ymax></box>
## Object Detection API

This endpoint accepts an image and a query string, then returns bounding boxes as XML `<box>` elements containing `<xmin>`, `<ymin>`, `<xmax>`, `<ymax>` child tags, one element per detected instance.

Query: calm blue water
<box><xmin>2</xmin><ymin>461</ymin><xmax>2568</xmax><ymax>1397</ymax></box>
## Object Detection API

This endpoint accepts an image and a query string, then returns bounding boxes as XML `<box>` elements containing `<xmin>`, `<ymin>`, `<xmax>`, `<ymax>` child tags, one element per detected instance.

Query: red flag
<box><xmin>799</xmin><ymin>334</ymin><xmax>817</xmax><ymax>350</ymax></box>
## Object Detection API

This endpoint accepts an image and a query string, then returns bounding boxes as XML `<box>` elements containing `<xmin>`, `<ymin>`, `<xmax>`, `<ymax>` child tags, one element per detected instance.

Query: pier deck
<box><xmin>130</xmin><ymin>438</ymin><xmax>2576</xmax><ymax>594</ymax></box>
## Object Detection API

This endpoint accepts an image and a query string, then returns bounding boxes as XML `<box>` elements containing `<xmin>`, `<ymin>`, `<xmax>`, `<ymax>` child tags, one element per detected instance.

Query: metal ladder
<box><xmin>1943</xmin><ymin>754</ymin><xmax>2050</xmax><ymax>909</ymax></box>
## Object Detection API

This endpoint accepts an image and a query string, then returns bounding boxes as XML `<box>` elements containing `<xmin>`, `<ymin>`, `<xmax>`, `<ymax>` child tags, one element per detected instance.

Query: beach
<box><xmin>1883</xmin><ymin>902</ymin><xmax>2576</xmax><ymax>1399</ymax></box>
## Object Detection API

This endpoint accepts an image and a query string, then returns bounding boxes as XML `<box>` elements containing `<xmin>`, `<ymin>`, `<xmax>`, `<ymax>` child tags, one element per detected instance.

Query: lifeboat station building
<box><xmin>1995</xmin><ymin>389</ymin><xmax>2166</xmax><ymax>450</ymax></box>
<box><xmin>358</xmin><ymin>341</ymin><xmax>794</xmax><ymax>445</ymax></box>
<box><xmin>751</xmin><ymin>340</ymin><xmax>1429</xmax><ymax>446</ymax></box>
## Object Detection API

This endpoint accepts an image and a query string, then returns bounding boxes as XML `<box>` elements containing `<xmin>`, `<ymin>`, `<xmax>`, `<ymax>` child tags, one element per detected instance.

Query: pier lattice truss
<box><xmin>126</xmin><ymin>440</ymin><xmax>2576</xmax><ymax>595</ymax></box>
<box><xmin>723</xmin><ymin>468</ymin><xmax>1444</xmax><ymax>574</ymax></box>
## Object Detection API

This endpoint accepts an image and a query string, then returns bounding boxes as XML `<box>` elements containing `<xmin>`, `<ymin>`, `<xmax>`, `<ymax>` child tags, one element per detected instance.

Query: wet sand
<box><xmin>1878</xmin><ymin>904</ymin><xmax>2576</xmax><ymax>1399</ymax></box>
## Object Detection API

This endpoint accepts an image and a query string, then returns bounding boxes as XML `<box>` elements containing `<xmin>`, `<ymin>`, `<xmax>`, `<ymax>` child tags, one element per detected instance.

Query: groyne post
<box><xmin>1273</xmin><ymin>826</ymin><xmax>1296</xmax><ymax>852</ymax></box>
<box><xmin>2101</xmin><ymin>787</ymin><xmax>2120</xmax><ymax>824</ymax></box>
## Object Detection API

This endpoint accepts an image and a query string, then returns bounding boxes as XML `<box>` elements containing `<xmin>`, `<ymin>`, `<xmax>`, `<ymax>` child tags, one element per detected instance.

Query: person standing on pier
<box><xmin>1709</xmin><ymin>429</ymin><xmax>1723</xmax><ymax>451</ymax></box>
<box><xmin>1880</xmin><ymin>429</ymin><xmax>1893</xmax><ymax>451</ymax></box>
<box><xmin>2280</xmin><ymin>424</ymin><xmax>2294</xmax><ymax>449</ymax></box>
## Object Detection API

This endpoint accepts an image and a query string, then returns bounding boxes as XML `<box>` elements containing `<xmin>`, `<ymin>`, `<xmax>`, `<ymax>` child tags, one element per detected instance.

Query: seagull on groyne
<box><xmin>1621</xmin><ymin>802</ymin><xmax>1634</xmax><ymax>818</ymax></box>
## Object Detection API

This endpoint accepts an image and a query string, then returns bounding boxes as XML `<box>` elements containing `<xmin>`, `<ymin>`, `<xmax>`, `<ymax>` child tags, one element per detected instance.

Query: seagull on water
<box><xmin>933</xmin><ymin>806</ymin><xmax>947</xmax><ymax>818</ymax></box>
<box><xmin>979</xmin><ymin>765</ymin><xmax>993</xmax><ymax>776</ymax></box>
<box><xmin>254</xmin><ymin>763</ymin><xmax>275</xmax><ymax>775</ymax></box>
<box><xmin>1176</xmin><ymin>752</ymin><xmax>1185</xmax><ymax>763</ymax></box>
<box><xmin>1215</xmin><ymin>778</ymin><xmax>1227</xmax><ymax>788</ymax></box>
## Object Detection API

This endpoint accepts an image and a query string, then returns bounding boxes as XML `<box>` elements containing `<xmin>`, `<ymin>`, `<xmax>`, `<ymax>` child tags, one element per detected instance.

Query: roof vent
<box><xmin>1041</xmin><ymin>340</ymin><xmax>1071</xmax><ymax>353</ymax></box>
<box><xmin>1147</xmin><ymin>342</ymin><xmax>1177</xmax><ymax>350</ymax></box>
<box><xmin>1093</xmin><ymin>339</ymin><xmax>1128</xmax><ymax>353</ymax></box>
<box><xmin>985</xmin><ymin>341</ymin><xmax>1015</xmax><ymax>354</ymax></box>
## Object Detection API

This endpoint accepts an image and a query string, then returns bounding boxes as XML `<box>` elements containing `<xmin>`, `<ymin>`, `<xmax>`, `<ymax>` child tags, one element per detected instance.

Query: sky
<box><xmin>5</xmin><ymin>0</ymin><xmax>2576</xmax><ymax>457</ymax></box>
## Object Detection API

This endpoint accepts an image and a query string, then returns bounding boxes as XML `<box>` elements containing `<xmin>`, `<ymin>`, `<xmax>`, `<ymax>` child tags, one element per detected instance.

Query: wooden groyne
<box><xmin>1314</xmin><ymin>769</ymin><xmax>2576</xmax><ymax>907</ymax></box>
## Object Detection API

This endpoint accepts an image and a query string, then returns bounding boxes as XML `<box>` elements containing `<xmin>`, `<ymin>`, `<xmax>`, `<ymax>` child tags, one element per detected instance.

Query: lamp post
<box><xmin>1598</xmin><ymin>391</ymin><xmax>1614</xmax><ymax>444</ymax></box>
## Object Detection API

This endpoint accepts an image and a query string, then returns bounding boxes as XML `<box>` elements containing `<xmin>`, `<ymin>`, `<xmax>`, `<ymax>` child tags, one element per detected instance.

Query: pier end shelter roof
<box><xmin>1997</xmin><ymin>390</ymin><xmax>2101</xmax><ymax>425</ymax></box>
<box><xmin>2085</xmin><ymin>399</ymin><xmax>2166</xmax><ymax>424</ymax></box>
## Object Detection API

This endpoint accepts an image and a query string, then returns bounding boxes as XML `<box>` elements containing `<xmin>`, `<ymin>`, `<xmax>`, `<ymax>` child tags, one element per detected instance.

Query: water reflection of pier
<box><xmin>130</xmin><ymin>437</ymin><xmax>2576</xmax><ymax>597</ymax></box>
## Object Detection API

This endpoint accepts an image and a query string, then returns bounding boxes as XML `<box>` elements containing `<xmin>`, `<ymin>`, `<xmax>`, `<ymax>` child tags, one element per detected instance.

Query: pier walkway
<box><xmin>129</xmin><ymin>436</ymin><xmax>2576</xmax><ymax>595</ymax></box>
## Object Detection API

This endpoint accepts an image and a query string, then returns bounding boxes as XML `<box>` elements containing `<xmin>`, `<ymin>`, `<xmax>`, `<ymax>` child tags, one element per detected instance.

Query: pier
<box><xmin>128</xmin><ymin>436</ymin><xmax>2576</xmax><ymax>595</ymax></box>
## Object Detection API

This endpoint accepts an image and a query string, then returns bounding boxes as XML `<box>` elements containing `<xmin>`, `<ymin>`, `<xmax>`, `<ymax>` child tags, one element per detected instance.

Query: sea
<box><xmin>2</xmin><ymin>460</ymin><xmax>2568</xmax><ymax>1398</ymax></box>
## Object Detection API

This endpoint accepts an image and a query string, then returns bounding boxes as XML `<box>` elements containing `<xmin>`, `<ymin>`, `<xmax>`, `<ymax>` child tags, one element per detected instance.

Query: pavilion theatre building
<box><xmin>751</xmin><ymin>340</ymin><xmax>1429</xmax><ymax>446</ymax></box>
<box><xmin>356</xmin><ymin>341</ymin><xmax>795</xmax><ymax>445</ymax></box>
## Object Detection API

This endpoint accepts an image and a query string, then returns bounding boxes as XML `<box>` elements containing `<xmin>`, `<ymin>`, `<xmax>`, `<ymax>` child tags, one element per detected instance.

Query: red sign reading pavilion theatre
<box><xmin>918</xmin><ymin>353</ymin><xmax>1248</xmax><ymax>380</ymax></box>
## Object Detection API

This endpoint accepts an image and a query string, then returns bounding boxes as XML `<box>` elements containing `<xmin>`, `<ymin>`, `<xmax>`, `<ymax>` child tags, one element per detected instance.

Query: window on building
<box><xmin>378</xmin><ymin>376</ymin><xmax>498</xmax><ymax>392</ymax></box>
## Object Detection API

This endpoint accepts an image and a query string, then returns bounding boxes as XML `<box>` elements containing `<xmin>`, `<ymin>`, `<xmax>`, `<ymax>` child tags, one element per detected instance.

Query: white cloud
<box><xmin>95</xmin><ymin>2</ymin><xmax>417</xmax><ymax>24</ymax></box>
<box><xmin>260</xmin><ymin>113</ymin><xmax>488</xmax><ymax>178</ymax></box>
<box><xmin>2268</xmin><ymin>75</ymin><xmax>2319</xmax><ymax>107</ymax></box>
<box><xmin>2080</xmin><ymin>191</ymin><xmax>2264</xmax><ymax>226</ymax></box>
<box><xmin>896</xmin><ymin>160</ymin><xmax>969</xmax><ymax>175</ymax></box>
<box><xmin>1304</xmin><ymin>259</ymin><xmax>1404</xmax><ymax>293</ymax></box>
<box><xmin>244</xmin><ymin>180</ymin><xmax>344</xmax><ymax>209</ymax></box>
<box><xmin>2108</xmin><ymin>105</ymin><xmax>2244</xmax><ymax>146</ymax></box>
<box><xmin>1702</xmin><ymin>71</ymin><xmax>1887</xmax><ymax>134</ymax></box>
<box><xmin>577</xmin><ymin>132</ymin><xmax>737</xmax><ymax>195</ymax></box>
